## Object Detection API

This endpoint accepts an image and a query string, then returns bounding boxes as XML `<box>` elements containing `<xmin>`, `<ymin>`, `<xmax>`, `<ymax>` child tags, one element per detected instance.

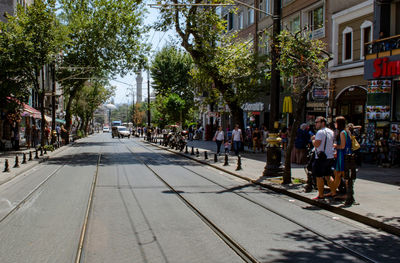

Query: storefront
<box><xmin>241</xmin><ymin>102</ymin><xmax>265</xmax><ymax>128</ymax></box>
<box><xmin>335</xmin><ymin>85</ymin><xmax>367</xmax><ymax>126</ymax></box>
<box><xmin>363</xmin><ymin>55</ymin><xmax>400</xmax><ymax>164</ymax></box>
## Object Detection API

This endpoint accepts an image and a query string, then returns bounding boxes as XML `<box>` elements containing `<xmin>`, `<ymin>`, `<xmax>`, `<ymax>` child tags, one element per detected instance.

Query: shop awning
<box><xmin>22</xmin><ymin>104</ymin><xmax>42</xmax><ymax>119</ymax></box>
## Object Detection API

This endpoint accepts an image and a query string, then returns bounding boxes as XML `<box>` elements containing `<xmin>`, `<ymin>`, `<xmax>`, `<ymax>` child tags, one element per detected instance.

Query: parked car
<box><xmin>112</xmin><ymin>126</ymin><xmax>130</xmax><ymax>138</ymax></box>
<box><xmin>103</xmin><ymin>126</ymin><xmax>110</xmax><ymax>133</ymax></box>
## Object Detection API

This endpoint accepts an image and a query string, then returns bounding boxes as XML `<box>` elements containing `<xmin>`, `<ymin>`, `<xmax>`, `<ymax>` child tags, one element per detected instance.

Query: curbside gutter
<box><xmin>146</xmin><ymin>141</ymin><xmax>400</xmax><ymax>238</ymax></box>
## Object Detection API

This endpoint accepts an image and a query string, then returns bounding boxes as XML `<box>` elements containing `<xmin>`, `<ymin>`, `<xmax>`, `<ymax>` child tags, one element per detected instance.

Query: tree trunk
<box><xmin>64</xmin><ymin>88</ymin><xmax>79</xmax><ymax>144</ymax></box>
<box><xmin>282</xmin><ymin>81</ymin><xmax>313</xmax><ymax>184</ymax></box>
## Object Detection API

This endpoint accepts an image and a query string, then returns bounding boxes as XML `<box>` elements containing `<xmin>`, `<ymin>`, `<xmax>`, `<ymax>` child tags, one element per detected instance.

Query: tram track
<box><xmin>126</xmin><ymin>138</ymin><xmax>379</xmax><ymax>263</ymax></box>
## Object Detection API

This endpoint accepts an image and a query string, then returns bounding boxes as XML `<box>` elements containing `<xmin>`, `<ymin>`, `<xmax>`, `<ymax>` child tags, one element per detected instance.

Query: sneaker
<box><xmin>312</xmin><ymin>196</ymin><xmax>324</xmax><ymax>200</ymax></box>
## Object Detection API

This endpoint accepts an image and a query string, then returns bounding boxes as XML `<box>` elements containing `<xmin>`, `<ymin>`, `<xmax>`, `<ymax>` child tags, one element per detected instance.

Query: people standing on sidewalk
<box><xmin>31</xmin><ymin>125</ymin><xmax>38</xmax><ymax>148</ymax></box>
<box><xmin>262</xmin><ymin>125</ymin><xmax>268</xmax><ymax>153</ymax></box>
<box><xmin>311</xmin><ymin>116</ymin><xmax>335</xmax><ymax>200</ymax></box>
<box><xmin>56</xmin><ymin>124</ymin><xmax>61</xmax><ymax>142</ymax></box>
<box><xmin>231</xmin><ymin>124</ymin><xmax>243</xmax><ymax>156</ymax></box>
<box><xmin>213</xmin><ymin>126</ymin><xmax>224</xmax><ymax>155</ymax></box>
<box><xmin>291</xmin><ymin>123</ymin><xmax>310</xmax><ymax>164</ymax></box>
<box><xmin>25</xmin><ymin>119</ymin><xmax>31</xmax><ymax>148</ymax></box>
<box><xmin>280</xmin><ymin>127</ymin><xmax>288</xmax><ymax>151</ymax></box>
<box><xmin>252</xmin><ymin>127</ymin><xmax>262</xmax><ymax>153</ymax></box>
<box><xmin>327</xmin><ymin>116</ymin><xmax>353</xmax><ymax>198</ymax></box>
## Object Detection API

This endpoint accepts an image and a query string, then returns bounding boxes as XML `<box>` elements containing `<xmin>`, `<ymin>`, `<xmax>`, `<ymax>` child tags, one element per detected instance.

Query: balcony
<box><xmin>364</xmin><ymin>34</ymin><xmax>400</xmax><ymax>60</ymax></box>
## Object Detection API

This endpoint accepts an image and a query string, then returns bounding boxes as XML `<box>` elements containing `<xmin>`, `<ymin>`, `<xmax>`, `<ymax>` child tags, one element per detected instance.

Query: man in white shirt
<box><xmin>231</xmin><ymin>124</ymin><xmax>243</xmax><ymax>156</ymax></box>
<box><xmin>312</xmin><ymin>116</ymin><xmax>335</xmax><ymax>200</ymax></box>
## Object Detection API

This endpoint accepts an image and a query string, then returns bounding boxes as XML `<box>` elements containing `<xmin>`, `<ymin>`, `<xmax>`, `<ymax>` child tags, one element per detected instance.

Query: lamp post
<box><xmin>147</xmin><ymin>68</ymin><xmax>151</xmax><ymax>127</ymax></box>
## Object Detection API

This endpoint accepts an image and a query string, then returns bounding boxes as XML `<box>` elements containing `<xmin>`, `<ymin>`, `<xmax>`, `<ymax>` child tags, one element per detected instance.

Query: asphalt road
<box><xmin>0</xmin><ymin>133</ymin><xmax>399</xmax><ymax>263</ymax></box>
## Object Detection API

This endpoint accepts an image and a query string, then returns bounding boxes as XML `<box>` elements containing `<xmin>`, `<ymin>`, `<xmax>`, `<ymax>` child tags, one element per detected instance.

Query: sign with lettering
<box><xmin>241</xmin><ymin>102</ymin><xmax>264</xmax><ymax>112</ymax></box>
<box><xmin>365</xmin><ymin>55</ymin><xmax>400</xmax><ymax>79</ymax></box>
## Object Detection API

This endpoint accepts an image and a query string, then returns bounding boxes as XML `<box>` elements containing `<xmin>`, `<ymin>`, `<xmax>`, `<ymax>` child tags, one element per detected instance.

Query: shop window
<box><xmin>360</xmin><ymin>20</ymin><xmax>372</xmax><ymax>59</ymax></box>
<box><xmin>248</xmin><ymin>5</ymin><xmax>254</xmax><ymax>25</ymax></box>
<box><xmin>342</xmin><ymin>27</ymin><xmax>353</xmax><ymax>63</ymax></box>
<box><xmin>238</xmin><ymin>11</ymin><xmax>243</xmax><ymax>30</ymax></box>
<box><xmin>259</xmin><ymin>0</ymin><xmax>263</xmax><ymax>19</ymax></box>
<box><xmin>265</xmin><ymin>0</ymin><xmax>270</xmax><ymax>15</ymax></box>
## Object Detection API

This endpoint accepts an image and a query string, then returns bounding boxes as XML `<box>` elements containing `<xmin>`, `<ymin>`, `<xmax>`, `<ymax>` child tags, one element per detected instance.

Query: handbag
<box><xmin>351</xmin><ymin>135</ymin><xmax>360</xmax><ymax>151</ymax></box>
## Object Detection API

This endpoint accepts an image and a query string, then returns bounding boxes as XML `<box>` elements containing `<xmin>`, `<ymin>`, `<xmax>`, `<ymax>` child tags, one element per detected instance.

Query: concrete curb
<box><xmin>146</xmin><ymin>141</ymin><xmax>400</xmax><ymax>237</ymax></box>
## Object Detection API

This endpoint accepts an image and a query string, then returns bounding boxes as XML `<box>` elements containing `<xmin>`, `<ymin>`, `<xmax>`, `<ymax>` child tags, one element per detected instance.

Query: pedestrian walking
<box><xmin>311</xmin><ymin>116</ymin><xmax>335</xmax><ymax>200</ymax></box>
<box><xmin>56</xmin><ymin>124</ymin><xmax>61</xmax><ymax>142</ymax></box>
<box><xmin>231</xmin><ymin>124</ymin><xmax>243</xmax><ymax>156</ymax></box>
<box><xmin>32</xmin><ymin>125</ymin><xmax>39</xmax><ymax>148</ymax></box>
<box><xmin>280</xmin><ymin>127</ymin><xmax>288</xmax><ymax>151</ymax></box>
<box><xmin>224</xmin><ymin>139</ymin><xmax>230</xmax><ymax>154</ymax></box>
<box><xmin>213</xmin><ymin>126</ymin><xmax>224</xmax><ymax>155</ymax></box>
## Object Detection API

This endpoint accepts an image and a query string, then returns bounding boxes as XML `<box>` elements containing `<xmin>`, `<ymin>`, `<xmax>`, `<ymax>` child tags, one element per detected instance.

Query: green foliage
<box><xmin>0</xmin><ymin>0</ymin><xmax>68</xmax><ymax>110</ymax></box>
<box><xmin>156</xmin><ymin>1</ymin><xmax>263</xmax><ymax>127</ymax></box>
<box><xmin>153</xmin><ymin>94</ymin><xmax>186</xmax><ymax>126</ymax></box>
<box><xmin>57</xmin><ymin>0</ymin><xmax>149</xmax><ymax>132</ymax></box>
<box><xmin>151</xmin><ymin>46</ymin><xmax>194</xmax><ymax>102</ymax></box>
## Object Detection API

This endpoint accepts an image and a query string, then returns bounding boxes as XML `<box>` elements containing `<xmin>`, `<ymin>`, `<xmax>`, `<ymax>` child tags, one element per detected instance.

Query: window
<box><xmin>259</xmin><ymin>0</ymin><xmax>263</xmax><ymax>19</ymax></box>
<box><xmin>266</xmin><ymin>0</ymin><xmax>270</xmax><ymax>15</ymax></box>
<box><xmin>238</xmin><ymin>11</ymin><xmax>244</xmax><ymax>30</ymax></box>
<box><xmin>342</xmin><ymin>27</ymin><xmax>353</xmax><ymax>62</ymax></box>
<box><xmin>289</xmin><ymin>16</ymin><xmax>300</xmax><ymax>32</ymax></box>
<box><xmin>248</xmin><ymin>5</ymin><xmax>254</xmax><ymax>25</ymax></box>
<box><xmin>308</xmin><ymin>6</ymin><xmax>324</xmax><ymax>31</ymax></box>
<box><xmin>360</xmin><ymin>20</ymin><xmax>372</xmax><ymax>59</ymax></box>
<box><xmin>228</xmin><ymin>12</ymin><xmax>234</xmax><ymax>31</ymax></box>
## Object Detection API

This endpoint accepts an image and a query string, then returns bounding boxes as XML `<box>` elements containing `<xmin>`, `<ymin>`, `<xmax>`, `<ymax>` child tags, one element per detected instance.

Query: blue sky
<box><xmin>109</xmin><ymin>5</ymin><xmax>174</xmax><ymax>105</ymax></box>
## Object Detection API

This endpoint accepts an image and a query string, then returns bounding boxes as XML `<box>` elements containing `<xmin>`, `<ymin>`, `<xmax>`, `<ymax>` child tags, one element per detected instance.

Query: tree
<box><xmin>0</xmin><ymin>0</ymin><xmax>68</xmax><ymax>146</ymax></box>
<box><xmin>273</xmin><ymin>30</ymin><xmax>330</xmax><ymax>184</ymax></box>
<box><xmin>151</xmin><ymin>46</ymin><xmax>194</xmax><ymax>102</ymax></box>
<box><xmin>156</xmin><ymin>1</ymin><xmax>263</xmax><ymax>129</ymax></box>
<box><xmin>132</xmin><ymin>103</ymin><xmax>146</xmax><ymax>127</ymax></box>
<box><xmin>58</xmin><ymin>0</ymin><xmax>148</xmax><ymax>143</ymax></box>
<box><xmin>72</xmin><ymin>81</ymin><xmax>115</xmax><ymax>136</ymax></box>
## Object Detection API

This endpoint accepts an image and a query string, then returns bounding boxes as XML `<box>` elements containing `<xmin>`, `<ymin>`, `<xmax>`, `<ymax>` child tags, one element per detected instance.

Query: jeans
<box><xmin>216</xmin><ymin>140</ymin><xmax>223</xmax><ymax>154</ymax></box>
<box><xmin>233</xmin><ymin>141</ymin><xmax>241</xmax><ymax>156</ymax></box>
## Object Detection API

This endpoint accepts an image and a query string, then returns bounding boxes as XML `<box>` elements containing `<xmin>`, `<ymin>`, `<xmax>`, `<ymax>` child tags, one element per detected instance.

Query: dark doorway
<box><xmin>336</xmin><ymin>86</ymin><xmax>367</xmax><ymax>126</ymax></box>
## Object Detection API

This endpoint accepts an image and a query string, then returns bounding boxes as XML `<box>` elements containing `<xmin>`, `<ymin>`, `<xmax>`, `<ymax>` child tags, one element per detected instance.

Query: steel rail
<box><xmin>75</xmin><ymin>152</ymin><xmax>102</xmax><ymax>263</ymax></box>
<box><xmin>123</xmin><ymin>139</ymin><xmax>260</xmax><ymax>263</ymax></box>
<box><xmin>137</xmin><ymin>139</ymin><xmax>379</xmax><ymax>263</ymax></box>
<box><xmin>0</xmin><ymin>145</ymin><xmax>84</xmax><ymax>224</ymax></box>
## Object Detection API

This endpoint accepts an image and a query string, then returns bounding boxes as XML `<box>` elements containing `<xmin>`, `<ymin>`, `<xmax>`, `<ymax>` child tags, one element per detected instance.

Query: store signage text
<box><xmin>373</xmin><ymin>58</ymin><xmax>400</xmax><ymax>78</ymax></box>
<box><xmin>241</xmin><ymin>102</ymin><xmax>264</xmax><ymax>112</ymax></box>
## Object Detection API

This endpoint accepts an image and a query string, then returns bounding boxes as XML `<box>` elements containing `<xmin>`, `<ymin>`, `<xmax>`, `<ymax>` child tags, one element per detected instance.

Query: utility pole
<box><xmin>147</xmin><ymin>69</ymin><xmax>151</xmax><ymax>127</ymax></box>
<box><xmin>51</xmin><ymin>62</ymin><xmax>56</xmax><ymax>144</ymax></box>
<box><xmin>269</xmin><ymin>0</ymin><xmax>281</xmax><ymax>131</ymax></box>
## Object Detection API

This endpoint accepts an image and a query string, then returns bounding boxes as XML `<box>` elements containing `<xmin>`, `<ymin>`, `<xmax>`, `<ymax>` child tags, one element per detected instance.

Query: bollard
<box><xmin>35</xmin><ymin>149</ymin><xmax>39</xmax><ymax>159</ymax></box>
<box><xmin>223</xmin><ymin>154</ymin><xmax>229</xmax><ymax>166</ymax></box>
<box><xmin>204</xmin><ymin>151</ymin><xmax>208</xmax><ymax>160</ymax></box>
<box><xmin>22</xmin><ymin>153</ymin><xmax>27</xmax><ymax>164</ymax></box>
<box><xmin>160</xmin><ymin>140</ymin><xmax>162</xmax><ymax>146</ymax></box>
<box><xmin>44</xmin><ymin>147</ymin><xmax>47</xmax><ymax>155</ymax></box>
<box><xmin>236</xmin><ymin>155</ymin><xmax>242</xmax><ymax>171</ymax></box>
<box><xmin>29</xmin><ymin>151</ymin><xmax>33</xmax><ymax>161</ymax></box>
<box><xmin>196</xmin><ymin>148</ymin><xmax>200</xmax><ymax>157</ymax></box>
<box><xmin>14</xmin><ymin>155</ymin><xmax>20</xmax><ymax>168</ymax></box>
<box><xmin>191</xmin><ymin>146</ymin><xmax>195</xmax><ymax>155</ymax></box>
<box><xmin>40</xmin><ymin>147</ymin><xmax>43</xmax><ymax>156</ymax></box>
<box><xmin>3</xmin><ymin>159</ymin><xmax>10</xmax><ymax>172</ymax></box>
<box><xmin>214</xmin><ymin>153</ymin><xmax>218</xmax><ymax>163</ymax></box>
<box><xmin>185</xmin><ymin>145</ymin><xmax>189</xmax><ymax>154</ymax></box>
<box><xmin>179</xmin><ymin>144</ymin><xmax>183</xmax><ymax>152</ymax></box>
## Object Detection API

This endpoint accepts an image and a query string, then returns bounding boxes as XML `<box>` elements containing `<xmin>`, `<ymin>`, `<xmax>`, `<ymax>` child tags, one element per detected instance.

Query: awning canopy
<box><xmin>22</xmin><ymin>104</ymin><xmax>41</xmax><ymax>119</ymax></box>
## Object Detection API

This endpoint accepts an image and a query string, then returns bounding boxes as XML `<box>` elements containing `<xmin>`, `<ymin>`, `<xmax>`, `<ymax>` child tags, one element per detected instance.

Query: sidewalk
<box><xmin>0</xmin><ymin>142</ymin><xmax>73</xmax><ymax>186</ymax></box>
<box><xmin>155</xmin><ymin>139</ymin><xmax>400</xmax><ymax>236</ymax></box>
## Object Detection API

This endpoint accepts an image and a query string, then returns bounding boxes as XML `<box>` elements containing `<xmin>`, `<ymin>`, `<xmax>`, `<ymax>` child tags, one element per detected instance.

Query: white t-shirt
<box><xmin>215</xmin><ymin>131</ymin><xmax>224</xmax><ymax>141</ymax></box>
<box><xmin>315</xmin><ymin>127</ymin><xmax>334</xmax><ymax>159</ymax></box>
<box><xmin>232</xmin><ymin>129</ymin><xmax>242</xmax><ymax>141</ymax></box>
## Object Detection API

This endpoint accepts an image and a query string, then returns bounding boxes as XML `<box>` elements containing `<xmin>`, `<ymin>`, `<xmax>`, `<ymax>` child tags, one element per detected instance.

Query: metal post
<box><xmin>51</xmin><ymin>62</ymin><xmax>56</xmax><ymax>144</ymax></box>
<box><xmin>22</xmin><ymin>153</ymin><xmax>27</xmax><ymax>164</ymax></box>
<box><xmin>214</xmin><ymin>153</ymin><xmax>218</xmax><ymax>163</ymax></box>
<box><xmin>3</xmin><ymin>159</ymin><xmax>10</xmax><ymax>172</ymax></box>
<box><xmin>14</xmin><ymin>155</ymin><xmax>20</xmax><ymax>168</ymax></box>
<box><xmin>204</xmin><ymin>151</ymin><xmax>208</xmax><ymax>160</ymax></box>
<box><xmin>236</xmin><ymin>155</ymin><xmax>242</xmax><ymax>171</ymax></box>
<box><xmin>147</xmin><ymin>68</ymin><xmax>151</xmax><ymax>127</ymax></box>
<box><xmin>224</xmin><ymin>154</ymin><xmax>229</xmax><ymax>166</ymax></box>
<box><xmin>191</xmin><ymin>146</ymin><xmax>195</xmax><ymax>155</ymax></box>
<box><xmin>29</xmin><ymin>151</ymin><xmax>33</xmax><ymax>161</ymax></box>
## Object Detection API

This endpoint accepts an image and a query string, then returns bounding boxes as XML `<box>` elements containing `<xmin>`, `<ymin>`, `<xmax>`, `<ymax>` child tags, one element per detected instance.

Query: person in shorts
<box><xmin>311</xmin><ymin>116</ymin><xmax>335</xmax><ymax>200</ymax></box>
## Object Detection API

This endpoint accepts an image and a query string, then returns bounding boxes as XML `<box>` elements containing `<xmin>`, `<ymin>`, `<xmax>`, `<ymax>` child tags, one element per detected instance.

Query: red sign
<box><xmin>373</xmin><ymin>58</ymin><xmax>400</xmax><ymax>78</ymax></box>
